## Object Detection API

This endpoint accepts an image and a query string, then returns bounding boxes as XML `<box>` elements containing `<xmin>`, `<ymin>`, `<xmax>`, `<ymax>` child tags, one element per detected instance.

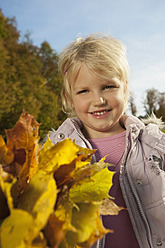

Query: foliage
<box><xmin>0</xmin><ymin>10</ymin><xmax>66</xmax><ymax>140</ymax></box>
<box><xmin>0</xmin><ymin>111</ymin><xmax>123</xmax><ymax>248</ymax></box>
<box><xmin>128</xmin><ymin>91</ymin><xmax>137</xmax><ymax>116</ymax></box>
<box><xmin>143</xmin><ymin>88</ymin><xmax>165</xmax><ymax>121</ymax></box>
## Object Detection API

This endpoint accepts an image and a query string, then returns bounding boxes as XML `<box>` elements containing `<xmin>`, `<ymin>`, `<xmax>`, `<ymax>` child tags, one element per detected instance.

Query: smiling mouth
<box><xmin>90</xmin><ymin>109</ymin><xmax>111</xmax><ymax>116</ymax></box>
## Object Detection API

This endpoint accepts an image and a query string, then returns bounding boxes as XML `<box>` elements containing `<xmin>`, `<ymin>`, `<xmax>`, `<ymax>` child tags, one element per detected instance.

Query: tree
<box><xmin>0</xmin><ymin>10</ymin><xmax>66</xmax><ymax>139</ymax></box>
<box><xmin>128</xmin><ymin>92</ymin><xmax>137</xmax><ymax>116</ymax></box>
<box><xmin>39</xmin><ymin>41</ymin><xmax>66</xmax><ymax>124</ymax></box>
<box><xmin>155</xmin><ymin>92</ymin><xmax>165</xmax><ymax>121</ymax></box>
<box><xmin>39</xmin><ymin>41</ymin><xmax>63</xmax><ymax>97</ymax></box>
<box><xmin>143</xmin><ymin>88</ymin><xmax>159</xmax><ymax>115</ymax></box>
<box><xmin>143</xmin><ymin>88</ymin><xmax>165</xmax><ymax>121</ymax></box>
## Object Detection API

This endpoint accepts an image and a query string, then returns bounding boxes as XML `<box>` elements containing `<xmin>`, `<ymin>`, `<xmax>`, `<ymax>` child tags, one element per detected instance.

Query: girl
<box><xmin>50</xmin><ymin>34</ymin><xmax>165</xmax><ymax>248</ymax></box>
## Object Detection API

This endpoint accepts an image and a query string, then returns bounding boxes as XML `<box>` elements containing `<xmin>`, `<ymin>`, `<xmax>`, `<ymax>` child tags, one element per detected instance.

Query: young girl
<box><xmin>50</xmin><ymin>34</ymin><xmax>165</xmax><ymax>248</ymax></box>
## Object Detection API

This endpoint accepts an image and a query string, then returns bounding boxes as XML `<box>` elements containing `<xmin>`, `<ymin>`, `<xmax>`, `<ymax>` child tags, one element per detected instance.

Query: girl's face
<box><xmin>70</xmin><ymin>65</ymin><xmax>127</xmax><ymax>139</ymax></box>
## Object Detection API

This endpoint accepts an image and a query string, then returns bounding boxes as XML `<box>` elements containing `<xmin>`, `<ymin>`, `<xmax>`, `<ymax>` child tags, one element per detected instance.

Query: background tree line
<box><xmin>129</xmin><ymin>89</ymin><xmax>165</xmax><ymax>122</ymax></box>
<box><xmin>0</xmin><ymin>10</ymin><xmax>66</xmax><ymax>139</ymax></box>
<box><xmin>0</xmin><ymin>10</ymin><xmax>165</xmax><ymax>139</ymax></box>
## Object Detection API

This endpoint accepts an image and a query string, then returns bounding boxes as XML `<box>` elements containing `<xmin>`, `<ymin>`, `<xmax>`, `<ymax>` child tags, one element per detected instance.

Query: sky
<box><xmin>1</xmin><ymin>0</ymin><xmax>165</xmax><ymax>116</ymax></box>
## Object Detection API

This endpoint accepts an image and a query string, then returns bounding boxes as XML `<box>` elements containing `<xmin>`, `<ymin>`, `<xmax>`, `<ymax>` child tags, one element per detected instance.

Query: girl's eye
<box><xmin>104</xmin><ymin>85</ymin><xmax>115</xmax><ymax>90</ymax></box>
<box><xmin>77</xmin><ymin>89</ymin><xmax>89</xmax><ymax>94</ymax></box>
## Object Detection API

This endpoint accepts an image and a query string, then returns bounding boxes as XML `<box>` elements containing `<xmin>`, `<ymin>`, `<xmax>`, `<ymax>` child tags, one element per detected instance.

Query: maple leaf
<box><xmin>17</xmin><ymin>170</ymin><xmax>57</xmax><ymax>229</ymax></box>
<box><xmin>43</xmin><ymin>213</ymin><xmax>65</xmax><ymax>248</ymax></box>
<box><xmin>39</xmin><ymin>137</ymin><xmax>79</xmax><ymax>172</ymax></box>
<box><xmin>99</xmin><ymin>198</ymin><xmax>127</xmax><ymax>216</ymax></box>
<box><xmin>1</xmin><ymin>110</ymin><xmax>40</xmax><ymax>202</ymax></box>
<box><xmin>0</xmin><ymin>209</ymin><xmax>34</xmax><ymax>248</ymax></box>
<box><xmin>0</xmin><ymin>135</ymin><xmax>14</xmax><ymax>165</ymax></box>
<box><xmin>0</xmin><ymin>170</ymin><xmax>57</xmax><ymax>247</ymax></box>
<box><xmin>69</xmin><ymin>167</ymin><xmax>115</xmax><ymax>203</ymax></box>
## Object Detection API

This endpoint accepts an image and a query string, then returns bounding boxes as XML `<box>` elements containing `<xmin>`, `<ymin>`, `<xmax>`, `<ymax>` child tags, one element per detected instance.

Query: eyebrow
<box><xmin>103</xmin><ymin>78</ymin><xmax>121</xmax><ymax>86</ymax></box>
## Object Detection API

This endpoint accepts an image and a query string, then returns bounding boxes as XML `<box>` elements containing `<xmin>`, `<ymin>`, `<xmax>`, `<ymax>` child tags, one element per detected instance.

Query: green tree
<box><xmin>0</xmin><ymin>10</ymin><xmax>66</xmax><ymax>139</ymax></box>
<box><xmin>39</xmin><ymin>40</ymin><xmax>66</xmax><ymax>124</ymax></box>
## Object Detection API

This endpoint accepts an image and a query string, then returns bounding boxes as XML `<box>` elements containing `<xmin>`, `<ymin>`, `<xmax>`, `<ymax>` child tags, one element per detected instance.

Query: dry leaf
<box><xmin>99</xmin><ymin>198</ymin><xmax>127</xmax><ymax>216</ymax></box>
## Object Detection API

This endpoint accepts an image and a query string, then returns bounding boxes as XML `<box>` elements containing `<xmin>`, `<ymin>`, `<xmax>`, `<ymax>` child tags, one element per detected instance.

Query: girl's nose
<box><xmin>93</xmin><ymin>96</ymin><xmax>106</xmax><ymax>106</ymax></box>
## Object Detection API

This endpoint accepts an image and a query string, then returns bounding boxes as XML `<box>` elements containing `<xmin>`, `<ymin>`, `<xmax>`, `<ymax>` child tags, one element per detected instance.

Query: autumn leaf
<box><xmin>0</xmin><ymin>209</ymin><xmax>35</xmax><ymax>248</ymax></box>
<box><xmin>43</xmin><ymin>213</ymin><xmax>65</xmax><ymax>248</ymax></box>
<box><xmin>74</xmin><ymin>144</ymin><xmax>96</xmax><ymax>170</ymax></box>
<box><xmin>0</xmin><ymin>170</ymin><xmax>57</xmax><ymax>248</ymax></box>
<box><xmin>69</xmin><ymin>167</ymin><xmax>115</xmax><ymax>203</ymax></box>
<box><xmin>76</xmin><ymin>212</ymin><xmax>113</xmax><ymax>248</ymax></box>
<box><xmin>17</xmin><ymin>169</ymin><xmax>57</xmax><ymax>229</ymax></box>
<box><xmin>39</xmin><ymin>138</ymin><xmax>79</xmax><ymax>172</ymax></box>
<box><xmin>0</xmin><ymin>135</ymin><xmax>14</xmax><ymax>165</ymax></box>
<box><xmin>55</xmin><ymin>195</ymin><xmax>76</xmax><ymax>232</ymax></box>
<box><xmin>65</xmin><ymin>202</ymin><xmax>112</xmax><ymax>248</ymax></box>
<box><xmin>0</xmin><ymin>178</ymin><xmax>16</xmax><ymax>212</ymax></box>
<box><xmin>99</xmin><ymin>198</ymin><xmax>127</xmax><ymax>216</ymax></box>
<box><xmin>1</xmin><ymin>110</ymin><xmax>40</xmax><ymax>201</ymax></box>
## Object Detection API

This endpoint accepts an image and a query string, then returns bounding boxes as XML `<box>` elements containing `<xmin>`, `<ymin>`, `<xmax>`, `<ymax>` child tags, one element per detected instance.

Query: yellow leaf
<box><xmin>77</xmin><ymin>211</ymin><xmax>113</xmax><ymax>248</ymax></box>
<box><xmin>39</xmin><ymin>139</ymin><xmax>79</xmax><ymax>172</ymax></box>
<box><xmin>74</xmin><ymin>144</ymin><xmax>96</xmax><ymax>170</ymax></box>
<box><xmin>39</xmin><ymin>136</ymin><xmax>54</xmax><ymax>162</ymax></box>
<box><xmin>0</xmin><ymin>209</ymin><xmax>34</xmax><ymax>248</ymax></box>
<box><xmin>66</xmin><ymin>202</ymin><xmax>109</xmax><ymax>247</ymax></box>
<box><xmin>55</xmin><ymin>199</ymin><xmax>76</xmax><ymax>232</ymax></box>
<box><xmin>0</xmin><ymin>178</ymin><xmax>17</xmax><ymax>211</ymax></box>
<box><xmin>69</xmin><ymin>167</ymin><xmax>115</xmax><ymax>203</ymax></box>
<box><xmin>17</xmin><ymin>170</ymin><xmax>57</xmax><ymax>230</ymax></box>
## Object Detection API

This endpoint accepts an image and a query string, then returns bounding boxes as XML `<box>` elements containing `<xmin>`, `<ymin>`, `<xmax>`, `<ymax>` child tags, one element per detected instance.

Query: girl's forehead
<box><xmin>68</xmin><ymin>63</ymin><xmax>124</xmax><ymax>89</ymax></box>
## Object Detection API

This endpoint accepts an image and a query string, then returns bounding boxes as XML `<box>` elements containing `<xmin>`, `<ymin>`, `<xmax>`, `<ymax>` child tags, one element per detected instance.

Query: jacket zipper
<box><xmin>124</xmin><ymin>134</ymin><xmax>153</xmax><ymax>248</ymax></box>
<box><xmin>126</xmin><ymin>167</ymin><xmax>153</xmax><ymax>247</ymax></box>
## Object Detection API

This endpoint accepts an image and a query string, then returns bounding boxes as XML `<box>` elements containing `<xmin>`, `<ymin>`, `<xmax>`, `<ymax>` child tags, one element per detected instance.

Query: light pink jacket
<box><xmin>49</xmin><ymin>115</ymin><xmax>165</xmax><ymax>248</ymax></box>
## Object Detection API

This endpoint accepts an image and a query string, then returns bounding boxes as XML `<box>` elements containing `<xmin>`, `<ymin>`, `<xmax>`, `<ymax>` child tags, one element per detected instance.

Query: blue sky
<box><xmin>1</xmin><ymin>0</ymin><xmax>165</xmax><ymax>115</ymax></box>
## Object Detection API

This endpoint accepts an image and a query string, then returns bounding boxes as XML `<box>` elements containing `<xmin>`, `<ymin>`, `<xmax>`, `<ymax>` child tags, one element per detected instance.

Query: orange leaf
<box><xmin>6</xmin><ymin>110</ymin><xmax>40</xmax><ymax>199</ymax></box>
<box><xmin>0</xmin><ymin>135</ymin><xmax>14</xmax><ymax>165</ymax></box>
<box><xmin>43</xmin><ymin>213</ymin><xmax>65</xmax><ymax>248</ymax></box>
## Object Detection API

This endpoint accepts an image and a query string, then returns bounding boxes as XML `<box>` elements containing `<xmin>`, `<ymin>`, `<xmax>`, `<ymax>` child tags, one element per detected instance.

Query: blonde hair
<box><xmin>58</xmin><ymin>33</ymin><xmax>130</xmax><ymax>116</ymax></box>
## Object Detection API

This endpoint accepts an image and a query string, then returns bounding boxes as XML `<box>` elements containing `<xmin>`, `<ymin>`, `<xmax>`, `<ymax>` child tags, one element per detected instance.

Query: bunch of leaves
<box><xmin>0</xmin><ymin>110</ymin><xmax>123</xmax><ymax>248</ymax></box>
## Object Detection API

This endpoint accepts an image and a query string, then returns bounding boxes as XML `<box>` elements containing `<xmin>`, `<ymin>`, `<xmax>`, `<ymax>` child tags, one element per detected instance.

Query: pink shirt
<box><xmin>89</xmin><ymin>131</ymin><xmax>139</xmax><ymax>248</ymax></box>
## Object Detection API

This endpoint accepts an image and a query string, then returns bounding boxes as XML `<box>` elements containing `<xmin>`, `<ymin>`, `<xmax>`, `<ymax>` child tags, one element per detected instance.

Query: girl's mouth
<box><xmin>89</xmin><ymin>109</ymin><xmax>111</xmax><ymax>118</ymax></box>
